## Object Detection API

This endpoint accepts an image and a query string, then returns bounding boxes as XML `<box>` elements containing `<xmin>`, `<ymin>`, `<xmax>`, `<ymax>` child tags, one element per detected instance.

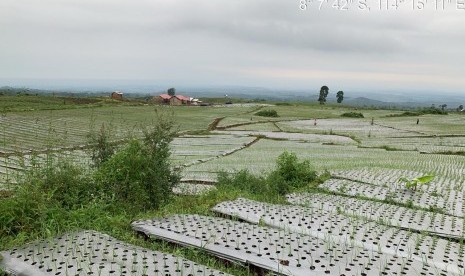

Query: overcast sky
<box><xmin>1</xmin><ymin>0</ymin><xmax>464</xmax><ymax>93</ymax></box>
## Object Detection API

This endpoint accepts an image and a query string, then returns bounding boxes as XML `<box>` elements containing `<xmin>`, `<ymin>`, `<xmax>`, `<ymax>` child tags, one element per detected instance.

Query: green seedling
<box><xmin>399</xmin><ymin>175</ymin><xmax>434</xmax><ymax>190</ymax></box>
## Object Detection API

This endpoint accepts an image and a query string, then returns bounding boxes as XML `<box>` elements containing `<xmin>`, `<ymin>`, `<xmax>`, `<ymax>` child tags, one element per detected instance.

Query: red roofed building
<box><xmin>176</xmin><ymin>95</ymin><xmax>192</xmax><ymax>104</ymax></box>
<box><xmin>153</xmin><ymin>94</ymin><xmax>192</xmax><ymax>106</ymax></box>
<box><xmin>153</xmin><ymin>93</ymin><xmax>172</xmax><ymax>104</ymax></box>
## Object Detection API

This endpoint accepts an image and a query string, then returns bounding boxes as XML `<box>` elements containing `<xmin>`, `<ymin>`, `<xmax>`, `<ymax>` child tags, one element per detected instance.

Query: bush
<box><xmin>20</xmin><ymin>157</ymin><xmax>95</xmax><ymax>209</ymax></box>
<box><xmin>87</xmin><ymin>123</ymin><xmax>116</xmax><ymax>168</ymax></box>
<box><xmin>217</xmin><ymin>170</ymin><xmax>269</xmax><ymax>195</ymax></box>
<box><xmin>0</xmin><ymin>158</ymin><xmax>95</xmax><ymax>236</ymax></box>
<box><xmin>386</xmin><ymin>107</ymin><xmax>448</xmax><ymax>117</ymax></box>
<box><xmin>270</xmin><ymin>152</ymin><xmax>317</xmax><ymax>192</ymax></box>
<box><xmin>255</xmin><ymin>109</ymin><xmax>279</xmax><ymax>117</ymax></box>
<box><xmin>0</xmin><ymin>112</ymin><xmax>180</xmax><ymax>239</ymax></box>
<box><xmin>341</xmin><ymin>112</ymin><xmax>364</xmax><ymax>118</ymax></box>
<box><xmin>94</xmin><ymin>114</ymin><xmax>180</xmax><ymax>211</ymax></box>
<box><xmin>217</xmin><ymin>152</ymin><xmax>317</xmax><ymax>197</ymax></box>
<box><xmin>421</xmin><ymin>107</ymin><xmax>447</xmax><ymax>115</ymax></box>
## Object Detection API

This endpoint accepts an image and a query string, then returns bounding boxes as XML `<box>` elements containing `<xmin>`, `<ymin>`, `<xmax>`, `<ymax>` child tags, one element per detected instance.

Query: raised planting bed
<box><xmin>131</xmin><ymin>214</ymin><xmax>459</xmax><ymax>276</ymax></box>
<box><xmin>172</xmin><ymin>182</ymin><xmax>217</xmax><ymax>196</ymax></box>
<box><xmin>320</xmin><ymin>179</ymin><xmax>464</xmax><ymax>217</ymax></box>
<box><xmin>214</xmin><ymin>130</ymin><xmax>356</xmax><ymax>145</ymax></box>
<box><xmin>286</xmin><ymin>193</ymin><xmax>464</xmax><ymax>239</ymax></box>
<box><xmin>332</xmin><ymin>168</ymin><xmax>465</xmax><ymax>193</ymax></box>
<box><xmin>282</xmin><ymin>119</ymin><xmax>419</xmax><ymax>138</ymax></box>
<box><xmin>0</xmin><ymin>230</ymin><xmax>230</xmax><ymax>276</ymax></box>
<box><xmin>212</xmin><ymin>198</ymin><xmax>465</xmax><ymax>275</ymax></box>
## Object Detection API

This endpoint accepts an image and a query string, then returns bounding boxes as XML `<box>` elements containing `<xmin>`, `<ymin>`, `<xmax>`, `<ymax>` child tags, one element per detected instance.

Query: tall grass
<box><xmin>217</xmin><ymin>151</ymin><xmax>318</xmax><ymax>200</ymax></box>
<box><xmin>0</xmin><ymin>112</ymin><xmax>179</xmax><ymax>243</ymax></box>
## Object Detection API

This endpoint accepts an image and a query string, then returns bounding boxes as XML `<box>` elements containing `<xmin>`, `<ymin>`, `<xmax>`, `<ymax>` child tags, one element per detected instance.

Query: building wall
<box><xmin>170</xmin><ymin>97</ymin><xmax>182</xmax><ymax>106</ymax></box>
<box><xmin>111</xmin><ymin>93</ymin><xmax>123</xmax><ymax>100</ymax></box>
<box><xmin>152</xmin><ymin>96</ymin><xmax>170</xmax><ymax>104</ymax></box>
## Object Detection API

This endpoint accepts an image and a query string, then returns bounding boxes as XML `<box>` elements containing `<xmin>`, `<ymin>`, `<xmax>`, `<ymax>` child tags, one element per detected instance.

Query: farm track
<box><xmin>218</xmin><ymin>118</ymin><xmax>323</xmax><ymax>130</ymax></box>
<box><xmin>216</xmin><ymin>120</ymin><xmax>274</xmax><ymax>130</ymax></box>
<box><xmin>272</xmin><ymin>121</ymin><xmax>283</xmax><ymax>132</ymax></box>
<box><xmin>389</xmin><ymin>134</ymin><xmax>465</xmax><ymax>138</ymax></box>
<box><xmin>207</xmin><ymin>117</ymin><xmax>225</xmax><ymax>131</ymax></box>
<box><xmin>176</xmin><ymin>135</ymin><xmax>262</xmax><ymax>170</ymax></box>
<box><xmin>373</xmin><ymin>122</ymin><xmax>429</xmax><ymax>136</ymax></box>
<box><xmin>239</xmin><ymin>105</ymin><xmax>264</xmax><ymax>115</ymax></box>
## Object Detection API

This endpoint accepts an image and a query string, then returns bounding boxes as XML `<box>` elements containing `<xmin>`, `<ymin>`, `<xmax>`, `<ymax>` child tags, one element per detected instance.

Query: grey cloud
<box><xmin>0</xmin><ymin>0</ymin><xmax>464</xmax><ymax>92</ymax></box>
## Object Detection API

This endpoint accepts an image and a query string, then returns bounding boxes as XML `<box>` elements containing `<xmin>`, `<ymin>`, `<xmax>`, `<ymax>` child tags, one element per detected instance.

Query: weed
<box><xmin>217</xmin><ymin>152</ymin><xmax>317</xmax><ymax>197</ymax></box>
<box><xmin>386</xmin><ymin>107</ymin><xmax>448</xmax><ymax>117</ymax></box>
<box><xmin>341</xmin><ymin>112</ymin><xmax>364</xmax><ymax>118</ymax></box>
<box><xmin>255</xmin><ymin>109</ymin><xmax>279</xmax><ymax>117</ymax></box>
<box><xmin>87</xmin><ymin>123</ymin><xmax>116</xmax><ymax>167</ymax></box>
<box><xmin>399</xmin><ymin>175</ymin><xmax>434</xmax><ymax>190</ymax></box>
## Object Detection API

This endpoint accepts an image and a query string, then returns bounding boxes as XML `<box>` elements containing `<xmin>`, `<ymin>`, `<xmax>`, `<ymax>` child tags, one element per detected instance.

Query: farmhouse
<box><xmin>155</xmin><ymin>94</ymin><xmax>172</xmax><ymax>104</ymax></box>
<box><xmin>110</xmin><ymin>91</ymin><xmax>123</xmax><ymax>100</ymax></box>
<box><xmin>176</xmin><ymin>95</ymin><xmax>192</xmax><ymax>105</ymax></box>
<box><xmin>154</xmin><ymin>94</ymin><xmax>193</xmax><ymax>106</ymax></box>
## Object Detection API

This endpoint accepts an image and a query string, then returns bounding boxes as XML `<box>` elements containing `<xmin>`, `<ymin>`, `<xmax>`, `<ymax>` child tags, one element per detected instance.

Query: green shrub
<box><xmin>0</xmin><ymin>158</ymin><xmax>94</xmax><ymax>237</ymax></box>
<box><xmin>217</xmin><ymin>170</ymin><xmax>269</xmax><ymax>195</ymax></box>
<box><xmin>94</xmin><ymin>116</ymin><xmax>180</xmax><ymax>211</ymax></box>
<box><xmin>255</xmin><ymin>109</ymin><xmax>279</xmax><ymax>117</ymax></box>
<box><xmin>0</xmin><ymin>112</ymin><xmax>180</xmax><ymax>239</ymax></box>
<box><xmin>19</xmin><ymin>157</ymin><xmax>95</xmax><ymax>209</ymax></box>
<box><xmin>341</xmin><ymin>112</ymin><xmax>364</xmax><ymax>118</ymax></box>
<box><xmin>217</xmin><ymin>152</ymin><xmax>316</xmax><ymax>197</ymax></box>
<box><xmin>386</xmin><ymin>107</ymin><xmax>448</xmax><ymax>117</ymax></box>
<box><xmin>270</xmin><ymin>151</ymin><xmax>317</xmax><ymax>191</ymax></box>
<box><xmin>387</xmin><ymin>111</ymin><xmax>422</xmax><ymax>117</ymax></box>
<box><xmin>420</xmin><ymin>107</ymin><xmax>447</xmax><ymax>115</ymax></box>
<box><xmin>87</xmin><ymin>123</ymin><xmax>116</xmax><ymax>168</ymax></box>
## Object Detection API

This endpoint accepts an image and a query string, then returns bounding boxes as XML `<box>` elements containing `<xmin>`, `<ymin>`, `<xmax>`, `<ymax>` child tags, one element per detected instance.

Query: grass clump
<box><xmin>255</xmin><ymin>109</ymin><xmax>279</xmax><ymax>117</ymax></box>
<box><xmin>0</xmin><ymin>159</ymin><xmax>96</xmax><ymax>237</ymax></box>
<box><xmin>387</xmin><ymin>107</ymin><xmax>448</xmax><ymax>117</ymax></box>
<box><xmin>0</xmin><ymin>112</ymin><xmax>179</xmax><ymax>242</ymax></box>
<box><xmin>217</xmin><ymin>151</ymin><xmax>317</xmax><ymax>199</ymax></box>
<box><xmin>399</xmin><ymin>174</ymin><xmax>434</xmax><ymax>191</ymax></box>
<box><xmin>87</xmin><ymin>123</ymin><xmax>116</xmax><ymax>167</ymax></box>
<box><xmin>95</xmin><ymin>117</ymin><xmax>179</xmax><ymax>211</ymax></box>
<box><xmin>341</xmin><ymin>112</ymin><xmax>364</xmax><ymax>118</ymax></box>
<box><xmin>274</xmin><ymin>102</ymin><xmax>292</xmax><ymax>106</ymax></box>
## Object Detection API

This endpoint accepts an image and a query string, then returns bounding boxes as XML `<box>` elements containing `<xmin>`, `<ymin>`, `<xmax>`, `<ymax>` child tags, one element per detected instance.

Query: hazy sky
<box><xmin>1</xmin><ymin>0</ymin><xmax>464</xmax><ymax>93</ymax></box>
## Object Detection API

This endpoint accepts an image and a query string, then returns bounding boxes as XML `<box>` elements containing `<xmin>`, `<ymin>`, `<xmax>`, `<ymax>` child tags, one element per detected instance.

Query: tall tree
<box><xmin>167</xmin><ymin>88</ymin><xmax>176</xmax><ymax>96</ymax></box>
<box><xmin>336</xmin><ymin>91</ymin><xmax>344</xmax><ymax>103</ymax></box>
<box><xmin>441</xmin><ymin>104</ymin><xmax>447</xmax><ymax>111</ymax></box>
<box><xmin>318</xmin><ymin>86</ymin><xmax>329</xmax><ymax>105</ymax></box>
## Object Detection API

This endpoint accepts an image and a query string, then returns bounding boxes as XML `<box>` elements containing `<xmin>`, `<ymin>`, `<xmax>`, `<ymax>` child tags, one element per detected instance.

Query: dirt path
<box><xmin>177</xmin><ymin>135</ymin><xmax>263</xmax><ymax>169</ymax></box>
<box><xmin>207</xmin><ymin>117</ymin><xmax>225</xmax><ymax>131</ymax></box>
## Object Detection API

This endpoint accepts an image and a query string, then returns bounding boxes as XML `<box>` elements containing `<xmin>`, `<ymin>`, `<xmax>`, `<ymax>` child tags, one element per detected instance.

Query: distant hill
<box><xmin>340</xmin><ymin>97</ymin><xmax>426</xmax><ymax>108</ymax></box>
<box><xmin>342</xmin><ymin>97</ymin><xmax>391</xmax><ymax>107</ymax></box>
<box><xmin>2</xmin><ymin>82</ymin><xmax>464</xmax><ymax>110</ymax></box>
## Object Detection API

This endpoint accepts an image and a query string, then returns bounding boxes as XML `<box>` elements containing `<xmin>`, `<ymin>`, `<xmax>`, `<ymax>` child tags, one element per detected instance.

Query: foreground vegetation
<box><xmin>1</xmin><ymin>95</ymin><xmax>465</xmax><ymax>275</ymax></box>
<box><xmin>0</xmin><ymin>111</ymin><xmax>325</xmax><ymax>275</ymax></box>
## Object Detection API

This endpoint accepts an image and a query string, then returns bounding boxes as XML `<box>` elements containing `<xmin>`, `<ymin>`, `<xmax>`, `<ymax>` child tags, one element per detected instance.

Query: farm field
<box><xmin>1</xmin><ymin>99</ymin><xmax>465</xmax><ymax>276</ymax></box>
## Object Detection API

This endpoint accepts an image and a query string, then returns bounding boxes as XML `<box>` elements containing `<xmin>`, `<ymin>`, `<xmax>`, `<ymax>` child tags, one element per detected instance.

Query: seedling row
<box><xmin>132</xmin><ymin>214</ymin><xmax>459</xmax><ymax>276</ymax></box>
<box><xmin>0</xmin><ymin>230</ymin><xmax>230</xmax><ymax>276</ymax></box>
<box><xmin>212</xmin><ymin>198</ymin><xmax>465</xmax><ymax>275</ymax></box>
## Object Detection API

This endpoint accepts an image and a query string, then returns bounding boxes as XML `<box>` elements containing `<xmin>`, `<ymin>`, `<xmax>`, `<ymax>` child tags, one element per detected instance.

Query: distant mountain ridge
<box><xmin>1</xmin><ymin>84</ymin><xmax>464</xmax><ymax>109</ymax></box>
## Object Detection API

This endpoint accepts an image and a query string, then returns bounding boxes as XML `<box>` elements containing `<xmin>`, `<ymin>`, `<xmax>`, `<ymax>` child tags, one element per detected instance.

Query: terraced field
<box><xmin>2</xmin><ymin>102</ymin><xmax>465</xmax><ymax>275</ymax></box>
